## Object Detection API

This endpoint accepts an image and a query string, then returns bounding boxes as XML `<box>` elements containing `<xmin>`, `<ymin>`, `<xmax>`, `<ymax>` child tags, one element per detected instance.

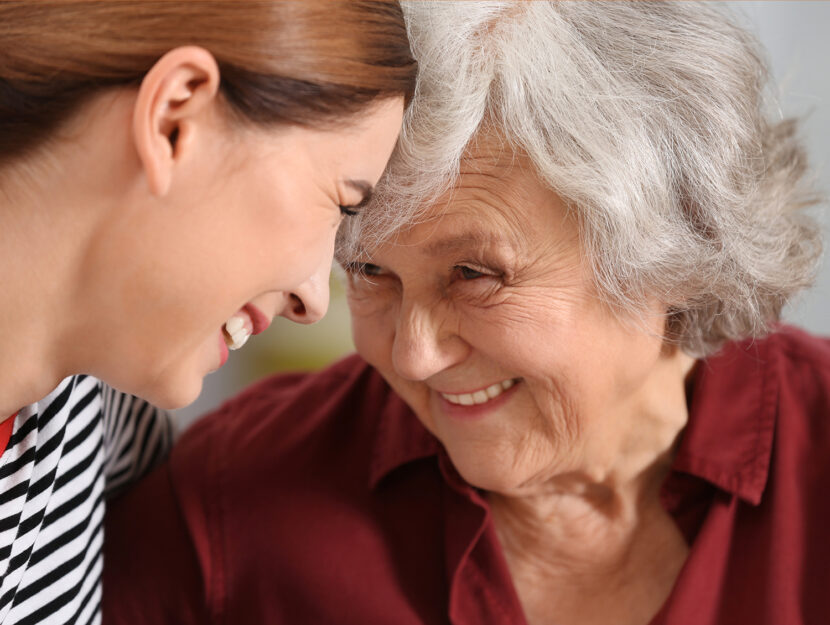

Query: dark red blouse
<box><xmin>103</xmin><ymin>326</ymin><xmax>830</xmax><ymax>625</ymax></box>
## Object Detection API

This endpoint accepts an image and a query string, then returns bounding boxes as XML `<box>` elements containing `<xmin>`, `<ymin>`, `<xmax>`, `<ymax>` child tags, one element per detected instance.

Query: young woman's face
<box><xmin>85</xmin><ymin>98</ymin><xmax>404</xmax><ymax>408</ymax></box>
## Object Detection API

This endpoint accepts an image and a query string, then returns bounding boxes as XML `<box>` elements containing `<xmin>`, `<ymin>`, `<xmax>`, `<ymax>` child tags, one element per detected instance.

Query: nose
<box><xmin>391</xmin><ymin>297</ymin><xmax>469</xmax><ymax>381</ymax></box>
<box><xmin>279</xmin><ymin>259</ymin><xmax>331</xmax><ymax>325</ymax></box>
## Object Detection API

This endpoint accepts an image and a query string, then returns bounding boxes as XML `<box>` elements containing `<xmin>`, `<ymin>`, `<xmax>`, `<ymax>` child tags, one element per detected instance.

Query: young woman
<box><xmin>0</xmin><ymin>1</ymin><xmax>414</xmax><ymax>622</ymax></box>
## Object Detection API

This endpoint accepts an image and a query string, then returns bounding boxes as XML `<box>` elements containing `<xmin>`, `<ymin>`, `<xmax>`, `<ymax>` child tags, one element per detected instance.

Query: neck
<box><xmin>489</xmin><ymin>448</ymin><xmax>678</xmax><ymax>575</ymax></box>
<box><xmin>488</xmin><ymin>348</ymin><xmax>696</xmax><ymax>624</ymax></box>
<box><xmin>0</xmin><ymin>93</ymin><xmax>137</xmax><ymax>415</ymax></box>
<box><xmin>0</xmin><ymin>175</ymin><xmax>84</xmax><ymax>415</ymax></box>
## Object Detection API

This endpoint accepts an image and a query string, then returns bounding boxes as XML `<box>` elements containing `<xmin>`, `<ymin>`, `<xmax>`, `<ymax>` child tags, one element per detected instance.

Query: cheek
<box><xmin>350</xmin><ymin>317</ymin><xmax>377</xmax><ymax>361</ymax></box>
<box><xmin>347</xmin><ymin>280</ymin><xmax>400</xmax><ymax>326</ymax></box>
<box><xmin>460</xmin><ymin>297</ymin><xmax>601</xmax><ymax>407</ymax></box>
<box><xmin>459</xmin><ymin>297</ymin><xmax>570</xmax><ymax>372</ymax></box>
<box><xmin>349</xmin><ymin>296</ymin><xmax>394</xmax><ymax>364</ymax></box>
<box><xmin>515</xmin><ymin>314</ymin><xmax>664</xmax><ymax>430</ymax></box>
<box><xmin>235</xmin><ymin>166</ymin><xmax>339</xmax><ymax>289</ymax></box>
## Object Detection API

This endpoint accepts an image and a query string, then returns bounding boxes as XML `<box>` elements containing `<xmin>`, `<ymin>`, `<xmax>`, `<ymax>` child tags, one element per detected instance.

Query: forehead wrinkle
<box><xmin>414</xmin><ymin>194</ymin><xmax>527</xmax><ymax>260</ymax></box>
<box><xmin>392</xmin><ymin>144</ymin><xmax>567</xmax><ymax>266</ymax></box>
<box><xmin>419</xmin><ymin>222</ymin><xmax>516</xmax><ymax>258</ymax></box>
<box><xmin>414</xmin><ymin>174</ymin><xmax>540</xmax><ymax>258</ymax></box>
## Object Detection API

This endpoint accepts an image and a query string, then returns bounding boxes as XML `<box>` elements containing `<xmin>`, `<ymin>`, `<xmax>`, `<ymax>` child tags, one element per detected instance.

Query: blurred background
<box><xmin>175</xmin><ymin>1</ymin><xmax>830</xmax><ymax>429</ymax></box>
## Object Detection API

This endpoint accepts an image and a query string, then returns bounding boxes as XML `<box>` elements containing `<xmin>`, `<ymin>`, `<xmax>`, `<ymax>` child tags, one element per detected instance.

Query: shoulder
<box><xmin>765</xmin><ymin>324</ymin><xmax>830</xmax><ymax>371</ymax></box>
<box><xmin>170</xmin><ymin>353</ymin><xmax>402</xmax><ymax>489</ymax></box>
<box><xmin>734</xmin><ymin>326</ymin><xmax>830</xmax><ymax>474</ymax></box>
<box><xmin>179</xmin><ymin>352</ymin><xmax>397</xmax><ymax>449</ymax></box>
<box><xmin>99</xmin><ymin>382</ymin><xmax>174</xmax><ymax>496</ymax></box>
<box><xmin>752</xmin><ymin>325</ymin><xmax>830</xmax><ymax>410</ymax></box>
<box><xmin>694</xmin><ymin>325</ymin><xmax>830</xmax><ymax>472</ymax></box>
<box><xmin>14</xmin><ymin>375</ymin><xmax>101</xmax><ymax>442</ymax></box>
<box><xmin>165</xmin><ymin>354</ymin><xmax>410</xmax><ymax>615</ymax></box>
<box><xmin>708</xmin><ymin>325</ymin><xmax>830</xmax><ymax>392</ymax></box>
<box><xmin>764</xmin><ymin>326</ymin><xmax>830</xmax><ymax>439</ymax></box>
<box><xmin>29</xmin><ymin>374</ymin><xmax>99</xmax><ymax>415</ymax></box>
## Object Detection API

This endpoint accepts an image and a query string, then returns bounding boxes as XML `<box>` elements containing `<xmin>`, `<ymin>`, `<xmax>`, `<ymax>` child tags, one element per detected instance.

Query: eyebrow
<box><xmin>420</xmin><ymin>228</ymin><xmax>515</xmax><ymax>256</ymax></box>
<box><xmin>343</xmin><ymin>179</ymin><xmax>374</xmax><ymax>210</ymax></box>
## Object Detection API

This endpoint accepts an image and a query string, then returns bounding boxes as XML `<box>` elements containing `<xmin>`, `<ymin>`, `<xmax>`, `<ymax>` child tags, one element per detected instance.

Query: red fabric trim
<box><xmin>0</xmin><ymin>412</ymin><xmax>17</xmax><ymax>455</ymax></box>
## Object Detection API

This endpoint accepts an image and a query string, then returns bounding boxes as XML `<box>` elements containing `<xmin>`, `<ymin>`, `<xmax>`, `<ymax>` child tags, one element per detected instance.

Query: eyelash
<box><xmin>452</xmin><ymin>263</ymin><xmax>498</xmax><ymax>281</ymax></box>
<box><xmin>344</xmin><ymin>261</ymin><xmax>383</xmax><ymax>276</ymax></box>
<box><xmin>344</xmin><ymin>261</ymin><xmax>501</xmax><ymax>283</ymax></box>
<box><xmin>339</xmin><ymin>205</ymin><xmax>358</xmax><ymax>217</ymax></box>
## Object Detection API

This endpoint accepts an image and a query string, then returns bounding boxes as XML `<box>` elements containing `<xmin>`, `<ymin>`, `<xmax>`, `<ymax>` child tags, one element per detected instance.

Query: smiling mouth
<box><xmin>222</xmin><ymin>314</ymin><xmax>251</xmax><ymax>350</ymax></box>
<box><xmin>221</xmin><ymin>304</ymin><xmax>272</xmax><ymax>352</ymax></box>
<box><xmin>439</xmin><ymin>379</ymin><xmax>518</xmax><ymax>406</ymax></box>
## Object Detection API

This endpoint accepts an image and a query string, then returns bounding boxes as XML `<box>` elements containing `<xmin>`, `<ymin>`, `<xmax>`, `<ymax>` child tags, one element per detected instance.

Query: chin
<box><xmin>448</xmin><ymin>449</ymin><xmax>525</xmax><ymax>494</ymax></box>
<box><xmin>142</xmin><ymin>375</ymin><xmax>205</xmax><ymax>411</ymax></box>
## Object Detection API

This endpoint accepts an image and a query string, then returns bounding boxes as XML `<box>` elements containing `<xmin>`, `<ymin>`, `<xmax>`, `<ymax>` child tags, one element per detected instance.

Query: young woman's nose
<box><xmin>278</xmin><ymin>261</ymin><xmax>331</xmax><ymax>324</ymax></box>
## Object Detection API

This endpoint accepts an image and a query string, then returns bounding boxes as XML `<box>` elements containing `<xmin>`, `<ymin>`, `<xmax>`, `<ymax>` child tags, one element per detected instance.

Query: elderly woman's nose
<box><xmin>278</xmin><ymin>263</ymin><xmax>331</xmax><ymax>325</ymax></box>
<box><xmin>391</xmin><ymin>301</ymin><xmax>467</xmax><ymax>381</ymax></box>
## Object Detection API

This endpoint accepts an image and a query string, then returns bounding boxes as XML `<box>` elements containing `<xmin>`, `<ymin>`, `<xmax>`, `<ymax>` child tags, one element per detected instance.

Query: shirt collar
<box><xmin>369</xmin><ymin>334</ymin><xmax>780</xmax><ymax>505</ymax></box>
<box><xmin>368</xmin><ymin>388</ymin><xmax>442</xmax><ymax>489</ymax></box>
<box><xmin>672</xmin><ymin>334</ymin><xmax>779</xmax><ymax>505</ymax></box>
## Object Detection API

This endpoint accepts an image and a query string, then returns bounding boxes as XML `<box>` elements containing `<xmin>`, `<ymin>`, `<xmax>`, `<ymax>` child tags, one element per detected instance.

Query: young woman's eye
<box><xmin>339</xmin><ymin>205</ymin><xmax>358</xmax><ymax>217</ymax></box>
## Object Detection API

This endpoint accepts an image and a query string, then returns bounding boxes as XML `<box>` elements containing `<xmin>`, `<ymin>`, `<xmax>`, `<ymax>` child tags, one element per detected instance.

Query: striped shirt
<box><xmin>0</xmin><ymin>375</ymin><xmax>172</xmax><ymax>624</ymax></box>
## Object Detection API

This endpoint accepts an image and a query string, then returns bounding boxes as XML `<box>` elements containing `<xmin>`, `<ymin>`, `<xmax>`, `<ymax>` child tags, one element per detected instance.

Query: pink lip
<box><xmin>217</xmin><ymin>332</ymin><xmax>229</xmax><ymax>368</ymax></box>
<box><xmin>243</xmin><ymin>303</ymin><xmax>271</xmax><ymax>335</ymax></box>
<box><xmin>435</xmin><ymin>380</ymin><xmax>521</xmax><ymax>420</ymax></box>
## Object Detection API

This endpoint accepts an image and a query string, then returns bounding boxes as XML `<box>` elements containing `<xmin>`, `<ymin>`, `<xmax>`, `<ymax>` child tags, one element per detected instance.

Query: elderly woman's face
<box><xmin>345</xmin><ymin>149</ymin><xmax>670</xmax><ymax>495</ymax></box>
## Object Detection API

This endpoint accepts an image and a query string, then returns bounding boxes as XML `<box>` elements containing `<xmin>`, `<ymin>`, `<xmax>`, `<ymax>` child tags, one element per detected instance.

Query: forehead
<box><xmin>271</xmin><ymin>98</ymin><xmax>403</xmax><ymax>176</ymax></box>
<box><xmin>386</xmin><ymin>142</ymin><xmax>573</xmax><ymax>255</ymax></box>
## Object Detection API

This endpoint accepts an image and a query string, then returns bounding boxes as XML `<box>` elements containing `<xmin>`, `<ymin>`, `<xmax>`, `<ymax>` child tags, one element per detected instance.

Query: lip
<box><xmin>217</xmin><ymin>331</ymin><xmax>229</xmax><ymax>368</ymax></box>
<box><xmin>435</xmin><ymin>379</ymin><xmax>521</xmax><ymax>420</ymax></box>
<box><xmin>243</xmin><ymin>303</ymin><xmax>271</xmax><ymax>335</ymax></box>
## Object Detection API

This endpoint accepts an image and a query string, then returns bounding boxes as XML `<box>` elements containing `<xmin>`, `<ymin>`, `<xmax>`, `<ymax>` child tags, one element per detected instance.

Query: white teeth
<box><xmin>223</xmin><ymin>315</ymin><xmax>252</xmax><ymax>351</ymax></box>
<box><xmin>440</xmin><ymin>379</ymin><xmax>517</xmax><ymax>406</ymax></box>
<box><xmin>228</xmin><ymin>331</ymin><xmax>250</xmax><ymax>351</ymax></box>
<box><xmin>485</xmin><ymin>383</ymin><xmax>502</xmax><ymax>399</ymax></box>
<box><xmin>225</xmin><ymin>316</ymin><xmax>244</xmax><ymax>334</ymax></box>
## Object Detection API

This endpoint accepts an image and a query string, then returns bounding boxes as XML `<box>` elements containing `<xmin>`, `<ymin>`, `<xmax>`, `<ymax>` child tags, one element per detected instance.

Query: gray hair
<box><xmin>339</xmin><ymin>1</ymin><xmax>823</xmax><ymax>357</ymax></box>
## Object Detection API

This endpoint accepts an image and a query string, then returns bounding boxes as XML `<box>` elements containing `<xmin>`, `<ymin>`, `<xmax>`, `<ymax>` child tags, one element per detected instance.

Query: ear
<box><xmin>133</xmin><ymin>46</ymin><xmax>221</xmax><ymax>197</ymax></box>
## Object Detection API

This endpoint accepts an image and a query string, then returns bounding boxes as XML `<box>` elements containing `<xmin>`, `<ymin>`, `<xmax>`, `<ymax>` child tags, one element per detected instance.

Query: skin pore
<box><xmin>345</xmin><ymin>142</ymin><xmax>696</xmax><ymax>624</ymax></box>
<box><xmin>0</xmin><ymin>46</ymin><xmax>404</xmax><ymax>416</ymax></box>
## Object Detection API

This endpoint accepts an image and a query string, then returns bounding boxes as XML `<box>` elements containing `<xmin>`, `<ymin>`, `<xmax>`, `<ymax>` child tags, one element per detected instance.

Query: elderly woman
<box><xmin>104</xmin><ymin>2</ymin><xmax>827</xmax><ymax>624</ymax></box>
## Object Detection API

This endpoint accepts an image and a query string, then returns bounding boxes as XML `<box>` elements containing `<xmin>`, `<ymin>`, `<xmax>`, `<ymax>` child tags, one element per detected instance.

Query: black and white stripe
<box><xmin>0</xmin><ymin>375</ymin><xmax>172</xmax><ymax>624</ymax></box>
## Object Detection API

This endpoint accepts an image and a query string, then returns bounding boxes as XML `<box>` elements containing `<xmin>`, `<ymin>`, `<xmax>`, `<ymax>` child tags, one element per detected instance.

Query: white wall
<box><xmin>736</xmin><ymin>2</ymin><xmax>830</xmax><ymax>334</ymax></box>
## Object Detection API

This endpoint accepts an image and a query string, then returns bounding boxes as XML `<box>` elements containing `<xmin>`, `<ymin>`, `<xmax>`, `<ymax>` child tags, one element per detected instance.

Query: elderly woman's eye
<box><xmin>344</xmin><ymin>261</ymin><xmax>384</xmax><ymax>277</ymax></box>
<box><xmin>452</xmin><ymin>265</ymin><xmax>489</xmax><ymax>281</ymax></box>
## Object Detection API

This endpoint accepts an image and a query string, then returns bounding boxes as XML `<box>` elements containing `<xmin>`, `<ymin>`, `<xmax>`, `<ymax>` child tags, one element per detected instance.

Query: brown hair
<box><xmin>0</xmin><ymin>0</ymin><xmax>416</xmax><ymax>165</ymax></box>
